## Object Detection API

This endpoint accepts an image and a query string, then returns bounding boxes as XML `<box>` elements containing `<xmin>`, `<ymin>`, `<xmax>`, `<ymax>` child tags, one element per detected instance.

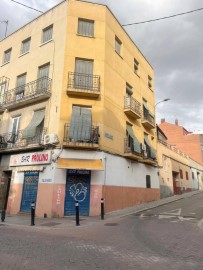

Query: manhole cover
<box><xmin>40</xmin><ymin>222</ymin><xmax>61</xmax><ymax>227</ymax></box>
<box><xmin>104</xmin><ymin>223</ymin><xmax>119</xmax><ymax>226</ymax></box>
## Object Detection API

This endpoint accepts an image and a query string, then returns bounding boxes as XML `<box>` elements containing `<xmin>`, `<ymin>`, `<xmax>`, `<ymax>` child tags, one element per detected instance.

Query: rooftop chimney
<box><xmin>161</xmin><ymin>118</ymin><xmax>165</xmax><ymax>124</ymax></box>
<box><xmin>175</xmin><ymin>119</ymin><xmax>178</xmax><ymax>125</ymax></box>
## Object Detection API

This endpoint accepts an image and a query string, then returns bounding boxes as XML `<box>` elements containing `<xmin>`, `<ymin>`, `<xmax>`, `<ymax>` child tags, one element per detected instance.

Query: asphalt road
<box><xmin>0</xmin><ymin>193</ymin><xmax>203</xmax><ymax>270</ymax></box>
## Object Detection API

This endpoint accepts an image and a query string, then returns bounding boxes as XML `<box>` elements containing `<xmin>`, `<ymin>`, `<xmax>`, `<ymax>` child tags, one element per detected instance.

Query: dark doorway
<box><xmin>0</xmin><ymin>171</ymin><xmax>12</xmax><ymax>210</ymax></box>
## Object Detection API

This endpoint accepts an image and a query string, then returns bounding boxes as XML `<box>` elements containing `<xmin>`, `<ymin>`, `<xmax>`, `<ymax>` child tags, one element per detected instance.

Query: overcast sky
<box><xmin>1</xmin><ymin>0</ymin><xmax>203</xmax><ymax>132</ymax></box>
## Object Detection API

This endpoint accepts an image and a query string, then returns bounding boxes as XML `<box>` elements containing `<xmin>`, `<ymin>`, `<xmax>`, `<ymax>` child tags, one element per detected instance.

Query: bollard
<box><xmin>75</xmin><ymin>200</ymin><xmax>80</xmax><ymax>226</ymax></box>
<box><xmin>1</xmin><ymin>210</ymin><xmax>6</xmax><ymax>222</ymax></box>
<box><xmin>31</xmin><ymin>201</ymin><xmax>35</xmax><ymax>226</ymax></box>
<box><xmin>101</xmin><ymin>198</ymin><xmax>104</xmax><ymax>220</ymax></box>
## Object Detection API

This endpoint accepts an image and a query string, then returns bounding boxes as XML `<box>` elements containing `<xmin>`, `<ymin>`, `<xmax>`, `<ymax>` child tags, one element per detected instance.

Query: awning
<box><xmin>22</xmin><ymin>110</ymin><xmax>45</xmax><ymax>139</ymax></box>
<box><xmin>127</xmin><ymin>125</ymin><xmax>141</xmax><ymax>154</ymax></box>
<box><xmin>18</xmin><ymin>165</ymin><xmax>44</xmax><ymax>172</ymax></box>
<box><xmin>57</xmin><ymin>158</ymin><xmax>104</xmax><ymax>170</ymax></box>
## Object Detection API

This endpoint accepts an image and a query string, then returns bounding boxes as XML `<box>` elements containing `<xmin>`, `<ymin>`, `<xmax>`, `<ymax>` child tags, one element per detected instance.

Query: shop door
<box><xmin>20</xmin><ymin>172</ymin><xmax>39</xmax><ymax>212</ymax></box>
<box><xmin>64</xmin><ymin>170</ymin><xmax>91</xmax><ymax>216</ymax></box>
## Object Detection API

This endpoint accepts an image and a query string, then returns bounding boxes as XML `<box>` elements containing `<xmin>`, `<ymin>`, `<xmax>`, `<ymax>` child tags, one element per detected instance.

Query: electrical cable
<box><xmin>9</xmin><ymin>0</ymin><xmax>43</xmax><ymax>13</ymax></box>
<box><xmin>122</xmin><ymin>7</ymin><xmax>203</xmax><ymax>26</ymax></box>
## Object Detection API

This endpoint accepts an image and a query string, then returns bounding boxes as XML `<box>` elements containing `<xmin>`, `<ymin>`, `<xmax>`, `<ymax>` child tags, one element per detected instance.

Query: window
<box><xmin>42</xmin><ymin>25</ymin><xmax>53</xmax><ymax>43</ymax></box>
<box><xmin>186</xmin><ymin>171</ymin><xmax>189</xmax><ymax>180</ymax></box>
<box><xmin>16</xmin><ymin>73</ymin><xmax>26</xmax><ymax>100</ymax></box>
<box><xmin>69</xmin><ymin>106</ymin><xmax>93</xmax><ymax>142</ymax></box>
<box><xmin>78</xmin><ymin>18</ymin><xmax>94</xmax><ymax>37</ymax></box>
<box><xmin>148</xmin><ymin>75</ymin><xmax>152</xmax><ymax>89</ymax></box>
<box><xmin>134</xmin><ymin>58</ymin><xmax>139</xmax><ymax>74</ymax></box>
<box><xmin>179</xmin><ymin>169</ymin><xmax>183</xmax><ymax>179</ymax></box>
<box><xmin>146</xmin><ymin>175</ymin><xmax>151</xmax><ymax>188</ymax></box>
<box><xmin>3</xmin><ymin>48</ymin><xmax>12</xmax><ymax>64</ymax></box>
<box><xmin>21</xmin><ymin>37</ymin><xmax>31</xmax><ymax>55</ymax></box>
<box><xmin>37</xmin><ymin>63</ymin><xmax>50</xmax><ymax>92</ymax></box>
<box><xmin>74</xmin><ymin>59</ymin><xmax>93</xmax><ymax>89</ymax></box>
<box><xmin>115</xmin><ymin>36</ymin><xmax>122</xmax><ymax>55</ymax></box>
<box><xmin>192</xmin><ymin>172</ymin><xmax>194</xmax><ymax>179</ymax></box>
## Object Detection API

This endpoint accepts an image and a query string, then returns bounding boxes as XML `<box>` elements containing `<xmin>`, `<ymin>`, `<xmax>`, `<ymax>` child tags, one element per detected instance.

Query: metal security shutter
<box><xmin>22</xmin><ymin>110</ymin><xmax>45</xmax><ymax>139</ymax></box>
<box><xmin>126</xmin><ymin>125</ymin><xmax>141</xmax><ymax>154</ymax></box>
<box><xmin>20</xmin><ymin>172</ymin><xmax>39</xmax><ymax>212</ymax></box>
<box><xmin>64</xmin><ymin>170</ymin><xmax>91</xmax><ymax>216</ymax></box>
<box><xmin>74</xmin><ymin>59</ymin><xmax>93</xmax><ymax>89</ymax></box>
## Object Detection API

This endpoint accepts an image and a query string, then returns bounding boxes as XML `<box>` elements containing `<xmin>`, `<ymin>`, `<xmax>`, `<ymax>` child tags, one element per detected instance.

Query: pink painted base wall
<box><xmin>7</xmin><ymin>183</ymin><xmax>160</xmax><ymax>217</ymax></box>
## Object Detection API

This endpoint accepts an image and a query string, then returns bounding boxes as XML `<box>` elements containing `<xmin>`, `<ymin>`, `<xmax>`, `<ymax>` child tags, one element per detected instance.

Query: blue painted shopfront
<box><xmin>20</xmin><ymin>172</ymin><xmax>39</xmax><ymax>212</ymax></box>
<box><xmin>64</xmin><ymin>170</ymin><xmax>91</xmax><ymax>216</ymax></box>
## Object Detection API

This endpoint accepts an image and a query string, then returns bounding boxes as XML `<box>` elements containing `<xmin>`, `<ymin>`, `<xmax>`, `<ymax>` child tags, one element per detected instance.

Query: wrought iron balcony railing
<box><xmin>143</xmin><ymin>144</ymin><xmax>156</xmax><ymax>160</ymax></box>
<box><xmin>2</xmin><ymin>77</ymin><xmax>52</xmax><ymax>108</ymax></box>
<box><xmin>0</xmin><ymin>128</ymin><xmax>47</xmax><ymax>150</ymax></box>
<box><xmin>67</xmin><ymin>72</ymin><xmax>100</xmax><ymax>93</ymax></box>
<box><xmin>124</xmin><ymin>96</ymin><xmax>141</xmax><ymax>118</ymax></box>
<box><xmin>142</xmin><ymin>108</ymin><xmax>155</xmax><ymax>127</ymax></box>
<box><xmin>63</xmin><ymin>123</ymin><xmax>99</xmax><ymax>145</ymax></box>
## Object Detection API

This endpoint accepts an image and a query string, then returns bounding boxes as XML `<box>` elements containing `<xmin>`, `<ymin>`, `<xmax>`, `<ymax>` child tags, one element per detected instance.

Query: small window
<box><xmin>148</xmin><ymin>75</ymin><xmax>152</xmax><ymax>89</ymax></box>
<box><xmin>192</xmin><ymin>172</ymin><xmax>194</xmax><ymax>179</ymax></box>
<box><xmin>21</xmin><ymin>37</ymin><xmax>31</xmax><ymax>55</ymax></box>
<box><xmin>78</xmin><ymin>18</ymin><xmax>94</xmax><ymax>37</ymax></box>
<box><xmin>42</xmin><ymin>25</ymin><xmax>53</xmax><ymax>43</ymax></box>
<box><xmin>3</xmin><ymin>48</ymin><xmax>12</xmax><ymax>64</ymax></box>
<box><xmin>115</xmin><ymin>36</ymin><xmax>122</xmax><ymax>55</ymax></box>
<box><xmin>146</xmin><ymin>175</ymin><xmax>151</xmax><ymax>188</ymax></box>
<box><xmin>179</xmin><ymin>169</ymin><xmax>183</xmax><ymax>179</ymax></box>
<box><xmin>134</xmin><ymin>58</ymin><xmax>139</xmax><ymax>74</ymax></box>
<box><xmin>186</xmin><ymin>171</ymin><xmax>189</xmax><ymax>180</ymax></box>
<box><xmin>126</xmin><ymin>83</ymin><xmax>133</xmax><ymax>95</ymax></box>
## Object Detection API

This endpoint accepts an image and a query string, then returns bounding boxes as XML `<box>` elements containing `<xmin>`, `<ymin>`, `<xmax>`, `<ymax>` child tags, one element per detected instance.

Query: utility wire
<box><xmin>122</xmin><ymin>7</ymin><xmax>203</xmax><ymax>26</ymax></box>
<box><xmin>9</xmin><ymin>0</ymin><xmax>43</xmax><ymax>13</ymax></box>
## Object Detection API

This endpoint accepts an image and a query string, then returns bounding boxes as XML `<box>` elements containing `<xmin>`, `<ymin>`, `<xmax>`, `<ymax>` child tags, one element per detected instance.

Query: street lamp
<box><xmin>155</xmin><ymin>98</ymin><xmax>170</xmax><ymax>107</ymax></box>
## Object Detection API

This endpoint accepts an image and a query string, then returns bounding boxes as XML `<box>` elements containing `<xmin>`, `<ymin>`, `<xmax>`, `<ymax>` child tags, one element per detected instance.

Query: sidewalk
<box><xmin>1</xmin><ymin>190</ymin><xmax>202</xmax><ymax>230</ymax></box>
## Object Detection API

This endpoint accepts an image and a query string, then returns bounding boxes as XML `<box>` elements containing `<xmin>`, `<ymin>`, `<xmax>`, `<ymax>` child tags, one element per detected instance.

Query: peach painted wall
<box><xmin>89</xmin><ymin>184</ymin><xmax>103</xmax><ymax>216</ymax></box>
<box><xmin>52</xmin><ymin>184</ymin><xmax>66</xmax><ymax>217</ymax></box>
<box><xmin>36</xmin><ymin>184</ymin><xmax>54</xmax><ymax>217</ymax></box>
<box><xmin>7</xmin><ymin>183</ymin><xmax>23</xmax><ymax>214</ymax></box>
<box><xmin>104</xmin><ymin>185</ymin><xmax>160</xmax><ymax>213</ymax></box>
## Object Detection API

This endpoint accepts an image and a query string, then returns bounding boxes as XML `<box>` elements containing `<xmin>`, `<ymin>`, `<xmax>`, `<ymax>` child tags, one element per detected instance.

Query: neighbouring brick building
<box><xmin>159</xmin><ymin>119</ymin><xmax>203</xmax><ymax>165</ymax></box>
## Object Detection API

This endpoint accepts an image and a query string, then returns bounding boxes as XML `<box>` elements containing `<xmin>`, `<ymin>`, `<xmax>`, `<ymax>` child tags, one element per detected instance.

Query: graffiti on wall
<box><xmin>69</xmin><ymin>183</ymin><xmax>87</xmax><ymax>202</ymax></box>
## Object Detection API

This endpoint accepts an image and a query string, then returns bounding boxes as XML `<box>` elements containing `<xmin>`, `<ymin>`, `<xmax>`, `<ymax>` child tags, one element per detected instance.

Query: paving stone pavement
<box><xmin>0</xmin><ymin>190</ymin><xmax>203</xmax><ymax>270</ymax></box>
<box><xmin>1</xmin><ymin>190</ymin><xmax>203</xmax><ymax>230</ymax></box>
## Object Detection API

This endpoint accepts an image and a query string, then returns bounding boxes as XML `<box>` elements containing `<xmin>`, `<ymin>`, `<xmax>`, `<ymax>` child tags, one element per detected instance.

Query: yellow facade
<box><xmin>59</xmin><ymin>0</ymin><xmax>156</xmax><ymax>160</ymax></box>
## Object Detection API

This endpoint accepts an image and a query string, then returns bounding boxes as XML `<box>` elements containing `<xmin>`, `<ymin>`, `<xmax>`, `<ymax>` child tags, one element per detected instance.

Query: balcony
<box><xmin>2</xmin><ymin>77</ymin><xmax>52</xmax><ymax>110</ymax></box>
<box><xmin>141</xmin><ymin>145</ymin><xmax>157</xmax><ymax>165</ymax></box>
<box><xmin>0</xmin><ymin>103</ymin><xmax>4</xmax><ymax>113</ymax></box>
<box><xmin>124</xmin><ymin>96</ymin><xmax>141</xmax><ymax>119</ymax></box>
<box><xmin>0</xmin><ymin>128</ymin><xmax>47</xmax><ymax>152</ymax></box>
<box><xmin>63</xmin><ymin>123</ymin><xmax>99</xmax><ymax>149</ymax></box>
<box><xmin>124</xmin><ymin>138</ymin><xmax>143</xmax><ymax>161</ymax></box>
<box><xmin>141</xmin><ymin>109</ymin><xmax>155</xmax><ymax>129</ymax></box>
<box><xmin>67</xmin><ymin>72</ymin><xmax>100</xmax><ymax>98</ymax></box>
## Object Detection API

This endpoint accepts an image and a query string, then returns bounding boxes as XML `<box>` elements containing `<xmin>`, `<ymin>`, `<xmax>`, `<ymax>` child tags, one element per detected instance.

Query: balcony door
<box><xmin>8</xmin><ymin>116</ymin><xmax>21</xmax><ymax>144</ymax></box>
<box><xmin>0</xmin><ymin>82</ymin><xmax>6</xmax><ymax>105</ymax></box>
<box><xmin>37</xmin><ymin>63</ymin><xmax>50</xmax><ymax>93</ymax></box>
<box><xmin>16</xmin><ymin>74</ymin><xmax>26</xmax><ymax>101</ymax></box>
<box><xmin>74</xmin><ymin>59</ymin><xmax>93</xmax><ymax>89</ymax></box>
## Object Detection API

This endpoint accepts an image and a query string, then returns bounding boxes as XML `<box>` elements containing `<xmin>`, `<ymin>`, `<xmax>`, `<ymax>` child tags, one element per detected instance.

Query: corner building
<box><xmin>0</xmin><ymin>0</ymin><xmax>159</xmax><ymax>217</ymax></box>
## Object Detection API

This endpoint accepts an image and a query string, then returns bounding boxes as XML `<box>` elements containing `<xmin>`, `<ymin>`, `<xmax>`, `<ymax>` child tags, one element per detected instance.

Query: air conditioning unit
<box><xmin>44</xmin><ymin>134</ymin><xmax>59</xmax><ymax>145</ymax></box>
<box><xmin>142</xmin><ymin>143</ymin><xmax>147</xmax><ymax>151</ymax></box>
